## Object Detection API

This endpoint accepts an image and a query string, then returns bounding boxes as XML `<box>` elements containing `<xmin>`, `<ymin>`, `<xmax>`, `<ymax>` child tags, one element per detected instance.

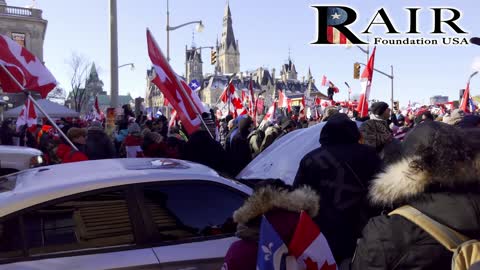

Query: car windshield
<box><xmin>0</xmin><ymin>173</ymin><xmax>18</xmax><ymax>192</ymax></box>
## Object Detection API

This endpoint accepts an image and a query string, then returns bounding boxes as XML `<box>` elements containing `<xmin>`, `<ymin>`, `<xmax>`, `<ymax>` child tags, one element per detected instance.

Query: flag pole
<box><xmin>0</xmin><ymin>63</ymin><xmax>78</xmax><ymax>151</ymax></box>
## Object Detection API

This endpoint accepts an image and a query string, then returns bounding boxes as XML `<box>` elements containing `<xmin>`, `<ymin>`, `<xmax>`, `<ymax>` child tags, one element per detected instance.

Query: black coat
<box><xmin>228</xmin><ymin>118</ymin><xmax>253</xmax><ymax>175</ymax></box>
<box><xmin>183</xmin><ymin>130</ymin><xmax>234</xmax><ymax>176</ymax></box>
<box><xmin>352</xmin><ymin>193</ymin><xmax>480</xmax><ymax>270</ymax></box>
<box><xmin>85</xmin><ymin>129</ymin><xmax>116</xmax><ymax>160</ymax></box>
<box><xmin>293</xmin><ymin>114</ymin><xmax>382</xmax><ymax>262</ymax></box>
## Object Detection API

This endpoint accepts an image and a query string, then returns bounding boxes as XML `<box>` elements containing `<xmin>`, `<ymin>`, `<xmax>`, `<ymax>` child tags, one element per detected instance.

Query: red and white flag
<box><xmin>180</xmin><ymin>79</ymin><xmax>207</xmax><ymax>114</ymax></box>
<box><xmin>259</xmin><ymin>102</ymin><xmax>277</xmax><ymax>128</ymax></box>
<box><xmin>147</xmin><ymin>29</ymin><xmax>202</xmax><ymax>134</ymax></box>
<box><xmin>321</xmin><ymin>75</ymin><xmax>328</xmax><ymax>87</ymax></box>
<box><xmin>459</xmin><ymin>81</ymin><xmax>472</xmax><ymax>114</ymax></box>
<box><xmin>168</xmin><ymin>108</ymin><xmax>177</xmax><ymax>129</ymax></box>
<box><xmin>299</xmin><ymin>96</ymin><xmax>306</xmax><ymax>120</ymax></box>
<box><xmin>16</xmin><ymin>98</ymin><xmax>37</xmax><ymax>131</ymax></box>
<box><xmin>94</xmin><ymin>95</ymin><xmax>105</xmax><ymax>121</ymax></box>
<box><xmin>0</xmin><ymin>34</ymin><xmax>56</xmax><ymax>98</ymax></box>
<box><xmin>356</xmin><ymin>47</ymin><xmax>377</xmax><ymax>118</ymax></box>
<box><xmin>248</xmin><ymin>80</ymin><xmax>256</xmax><ymax>124</ymax></box>
<box><xmin>220</xmin><ymin>82</ymin><xmax>248</xmax><ymax>118</ymax></box>
<box><xmin>278</xmin><ymin>90</ymin><xmax>292</xmax><ymax>113</ymax></box>
<box><xmin>289</xmin><ymin>211</ymin><xmax>337</xmax><ymax>270</ymax></box>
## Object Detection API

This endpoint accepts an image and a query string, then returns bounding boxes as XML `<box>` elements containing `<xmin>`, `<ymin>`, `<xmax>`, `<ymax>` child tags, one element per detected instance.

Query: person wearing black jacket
<box><xmin>293</xmin><ymin>113</ymin><xmax>382</xmax><ymax>264</ymax></box>
<box><xmin>229</xmin><ymin>116</ymin><xmax>253</xmax><ymax>175</ymax></box>
<box><xmin>85</xmin><ymin>122</ymin><xmax>116</xmax><ymax>160</ymax></box>
<box><xmin>352</xmin><ymin>121</ymin><xmax>480</xmax><ymax>270</ymax></box>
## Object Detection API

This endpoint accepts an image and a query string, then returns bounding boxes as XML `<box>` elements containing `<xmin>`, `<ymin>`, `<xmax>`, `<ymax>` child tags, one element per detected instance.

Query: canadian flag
<box><xmin>460</xmin><ymin>81</ymin><xmax>476</xmax><ymax>114</ymax></box>
<box><xmin>220</xmin><ymin>82</ymin><xmax>248</xmax><ymax>118</ymax></box>
<box><xmin>0</xmin><ymin>34</ymin><xmax>56</xmax><ymax>98</ymax></box>
<box><xmin>93</xmin><ymin>95</ymin><xmax>105</xmax><ymax>121</ymax></box>
<box><xmin>16</xmin><ymin>98</ymin><xmax>37</xmax><ymax>131</ymax></box>
<box><xmin>289</xmin><ymin>211</ymin><xmax>337</xmax><ymax>270</ymax></box>
<box><xmin>259</xmin><ymin>102</ymin><xmax>277</xmax><ymax>129</ymax></box>
<box><xmin>147</xmin><ymin>29</ymin><xmax>202</xmax><ymax>134</ymax></box>
<box><xmin>356</xmin><ymin>47</ymin><xmax>377</xmax><ymax>118</ymax></box>
<box><xmin>278</xmin><ymin>90</ymin><xmax>291</xmax><ymax>112</ymax></box>
<box><xmin>299</xmin><ymin>96</ymin><xmax>306</xmax><ymax>120</ymax></box>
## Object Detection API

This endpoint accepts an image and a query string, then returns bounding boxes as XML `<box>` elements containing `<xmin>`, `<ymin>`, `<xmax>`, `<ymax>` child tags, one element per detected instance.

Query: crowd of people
<box><xmin>1</xmin><ymin>100</ymin><xmax>480</xmax><ymax>269</ymax></box>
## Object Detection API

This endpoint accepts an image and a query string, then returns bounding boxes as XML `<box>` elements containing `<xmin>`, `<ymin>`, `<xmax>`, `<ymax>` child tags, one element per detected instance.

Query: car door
<box><xmin>137</xmin><ymin>181</ymin><xmax>247</xmax><ymax>270</ymax></box>
<box><xmin>0</xmin><ymin>187</ymin><xmax>160</xmax><ymax>270</ymax></box>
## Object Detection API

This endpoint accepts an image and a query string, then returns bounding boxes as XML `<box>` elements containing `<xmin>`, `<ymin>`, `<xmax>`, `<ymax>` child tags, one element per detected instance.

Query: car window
<box><xmin>23</xmin><ymin>189</ymin><xmax>135</xmax><ymax>255</ymax></box>
<box><xmin>0</xmin><ymin>217</ymin><xmax>23</xmax><ymax>259</ymax></box>
<box><xmin>142</xmin><ymin>182</ymin><xmax>246</xmax><ymax>242</ymax></box>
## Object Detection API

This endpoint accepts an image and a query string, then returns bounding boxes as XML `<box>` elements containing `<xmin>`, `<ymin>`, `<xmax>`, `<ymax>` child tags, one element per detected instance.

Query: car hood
<box><xmin>237</xmin><ymin>121</ymin><xmax>361</xmax><ymax>185</ymax></box>
<box><xmin>0</xmin><ymin>145</ymin><xmax>42</xmax><ymax>156</ymax></box>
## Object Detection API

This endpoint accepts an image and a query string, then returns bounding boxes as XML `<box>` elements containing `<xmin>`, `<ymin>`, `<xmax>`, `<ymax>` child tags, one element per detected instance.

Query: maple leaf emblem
<box><xmin>304</xmin><ymin>257</ymin><xmax>318</xmax><ymax>270</ymax></box>
<box><xmin>304</xmin><ymin>258</ymin><xmax>337</xmax><ymax>270</ymax></box>
<box><xmin>20</xmin><ymin>47</ymin><xmax>36</xmax><ymax>64</ymax></box>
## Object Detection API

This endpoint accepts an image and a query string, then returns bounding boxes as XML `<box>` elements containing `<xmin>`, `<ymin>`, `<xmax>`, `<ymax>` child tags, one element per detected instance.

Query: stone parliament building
<box><xmin>0</xmin><ymin>0</ymin><xmax>48</xmax><ymax>108</ymax></box>
<box><xmin>145</xmin><ymin>2</ymin><xmax>326</xmax><ymax>117</ymax></box>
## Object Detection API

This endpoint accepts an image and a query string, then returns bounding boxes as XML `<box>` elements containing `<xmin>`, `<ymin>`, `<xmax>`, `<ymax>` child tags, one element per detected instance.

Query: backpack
<box><xmin>390</xmin><ymin>205</ymin><xmax>480</xmax><ymax>270</ymax></box>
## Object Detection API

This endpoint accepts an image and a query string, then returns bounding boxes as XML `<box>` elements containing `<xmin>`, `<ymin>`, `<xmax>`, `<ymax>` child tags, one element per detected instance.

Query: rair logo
<box><xmin>311</xmin><ymin>6</ymin><xmax>469</xmax><ymax>46</ymax></box>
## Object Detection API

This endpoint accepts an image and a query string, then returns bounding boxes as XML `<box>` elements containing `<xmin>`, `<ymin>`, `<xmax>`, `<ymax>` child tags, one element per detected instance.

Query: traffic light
<box><xmin>353</xmin><ymin>63</ymin><xmax>361</xmax><ymax>79</ymax></box>
<box><xmin>211</xmin><ymin>50</ymin><xmax>217</xmax><ymax>65</ymax></box>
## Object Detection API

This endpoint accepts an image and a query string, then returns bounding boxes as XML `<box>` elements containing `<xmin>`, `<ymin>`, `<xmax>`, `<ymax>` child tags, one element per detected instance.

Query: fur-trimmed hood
<box><xmin>369</xmin><ymin>156</ymin><xmax>480</xmax><ymax>206</ymax></box>
<box><xmin>233</xmin><ymin>185</ymin><xmax>319</xmax><ymax>225</ymax></box>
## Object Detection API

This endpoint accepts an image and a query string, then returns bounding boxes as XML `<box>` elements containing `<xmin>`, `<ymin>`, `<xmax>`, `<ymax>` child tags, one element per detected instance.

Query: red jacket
<box><xmin>56</xmin><ymin>144</ymin><xmax>88</xmax><ymax>163</ymax></box>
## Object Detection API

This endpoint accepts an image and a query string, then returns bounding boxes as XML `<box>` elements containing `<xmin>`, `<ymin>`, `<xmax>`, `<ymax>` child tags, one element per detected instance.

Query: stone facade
<box><xmin>145</xmin><ymin>67</ymin><xmax>166</xmax><ymax>113</ymax></box>
<box><xmin>0</xmin><ymin>1</ymin><xmax>48</xmax><ymax>108</ymax></box>
<box><xmin>0</xmin><ymin>1</ymin><xmax>47</xmax><ymax>62</ymax></box>
<box><xmin>185</xmin><ymin>46</ymin><xmax>203</xmax><ymax>84</ymax></box>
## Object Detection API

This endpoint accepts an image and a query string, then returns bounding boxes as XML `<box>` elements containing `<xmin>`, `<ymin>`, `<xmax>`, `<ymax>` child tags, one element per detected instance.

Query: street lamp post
<box><xmin>166</xmin><ymin>0</ymin><xmax>204</xmax><ymax>62</ymax></box>
<box><xmin>109</xmin><ymin>0</ymin><xmax>119</xmax><ymax>109</ymax></box>
<box><xmin>119</xmin><ymin>63</ymin><xmax>135</xmax><ymax>70</ymax></box>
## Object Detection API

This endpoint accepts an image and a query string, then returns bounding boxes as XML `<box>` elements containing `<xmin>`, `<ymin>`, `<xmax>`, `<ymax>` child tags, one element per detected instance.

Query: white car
<box><xmin>0</xmin><ymin>146</ymin><xmax>44</xmax><ymax>176</ymax></box>
<box><xmin>0</xmin><ymin>158</ymin><xmax>251</xmax><ymax>270</ymax></box>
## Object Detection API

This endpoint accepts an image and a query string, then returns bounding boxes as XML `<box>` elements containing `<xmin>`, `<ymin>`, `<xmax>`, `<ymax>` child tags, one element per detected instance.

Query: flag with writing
<box><xmin>356</xmin><ymin>47</ymin><xmax>377</xmax><ymax>118</ymax></box>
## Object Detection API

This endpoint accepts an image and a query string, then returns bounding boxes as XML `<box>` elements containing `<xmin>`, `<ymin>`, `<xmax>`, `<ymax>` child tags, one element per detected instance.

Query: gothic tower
<box><xmin>217</xmin><ymin>2</ymin><xmax>240</xmax><ymax>74</ymax></box>
<box><xmin>185</xmin><ymin>45</ymin><xmax>203</xmax><ymax>84</ymax></box>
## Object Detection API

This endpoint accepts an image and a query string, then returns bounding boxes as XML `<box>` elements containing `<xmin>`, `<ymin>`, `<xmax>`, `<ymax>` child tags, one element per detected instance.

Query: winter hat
<box><xmin>445</xmin><ymin>109</ymin><xmax>464</xmax><ymax>125</ymax></box>
<box><xmin>370</xmin><ymin>102</ymin><xmax>389</xmax><ymax>116</ymax></box>
<box><xmin>414</xmin><ymin>109</ymin><xmax>434</xmax><ymax>124</ymax></box>
<box><xmin>128</xmin><ymin>123</ymin><xmax>141</xmax><ymax>135</ymax></box>
<box><xmin>320</xmin><ymin>113</ymin><xmax>360</xmax><ymax>145</ymax></box>
<box><xmin>359</xmin><ymin>119</ymin><xmax>392</xmax><ymax>152</ymax></box>
<box><xmin>88</xmin><ymin>121</ymin><xmax>103</xmax><ymax>131</ymax></box>
<box><xmin>67</xmin><ymin>127</ymin><xmax>87</xmax><ymax>140</ymax></box>
<box><xmin>321</xmin><ymin>106</ymin><xmax>339</xmax><ymax>122</ymax></box>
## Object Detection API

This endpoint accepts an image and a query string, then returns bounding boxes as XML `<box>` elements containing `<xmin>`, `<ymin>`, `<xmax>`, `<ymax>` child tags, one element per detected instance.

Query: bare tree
<box><xmin>67</xmin><ymin>53</ymin><xmax>90</xmax><ymax>112</ymax></box>
<box><xmin>46</xmin><ymin>86</ymin><xmax>66</xmax><ymax>104</ymax></box>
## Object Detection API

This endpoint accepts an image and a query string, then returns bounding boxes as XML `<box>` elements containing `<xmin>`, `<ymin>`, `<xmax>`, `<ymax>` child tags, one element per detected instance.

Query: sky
<box><xmin>6</xmin><ymin>0</ymin><xmax>480</xmax><ymax>106</ymax></box>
